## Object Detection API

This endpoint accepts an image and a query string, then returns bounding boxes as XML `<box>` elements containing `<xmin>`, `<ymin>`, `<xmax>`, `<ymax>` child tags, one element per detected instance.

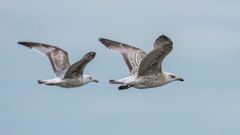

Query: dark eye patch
<box><xmin>170</xmin><ymin>75</ymin><xmax>175</xmax><ymax>78</ymax></box>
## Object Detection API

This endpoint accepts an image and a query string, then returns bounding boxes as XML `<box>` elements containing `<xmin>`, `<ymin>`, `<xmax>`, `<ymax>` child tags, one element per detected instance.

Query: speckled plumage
<box><xmin>100</xmin><ymin>35</ymin><xmax>184</xmax><ymax>90</ymax></box>
<box><xmin>18</xmin><ymin>42</ymin><xmax>98</xmax><ymax>88</ymax></box>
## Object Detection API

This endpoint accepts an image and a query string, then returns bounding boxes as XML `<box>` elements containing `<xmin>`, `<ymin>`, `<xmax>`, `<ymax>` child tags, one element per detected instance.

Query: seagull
<box><xmin>99</xmin><ymin>35</ymin><xmax>184</xmax><ymax>90</ymax></box>
<box><xmin>18</xmin><ymin>42</ymin><xmax>98</xmax><ymax>88</ymax></box>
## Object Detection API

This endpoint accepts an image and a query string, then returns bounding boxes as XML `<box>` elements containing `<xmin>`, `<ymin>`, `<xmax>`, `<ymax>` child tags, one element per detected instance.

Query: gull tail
<box><xmin>109</xmin><ymin>80</ymin><xmax>123</xmax><ymax>84</ymax></box>
<box><xmin>38</xmin><ymin>80</ymin><xmax>46</xmax><ymax>84</ymax></box>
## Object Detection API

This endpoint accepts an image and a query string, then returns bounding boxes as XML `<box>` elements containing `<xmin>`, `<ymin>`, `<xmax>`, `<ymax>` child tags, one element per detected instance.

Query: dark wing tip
<box><xmin>85</xmin><ymin>52</ymin><xmax>96</xmax><ymax>59</ymax></box>
<box><xmin>160</xmin><ymin>34</ymin><xmax>169</xmax><ymax>38</ymax></box>
<box><xmin>18</xmin><ymin>41</ymin><xmax>30</xmax><ymax>44</ymax></box>
<box><xmin>98</xmin><ymin>37</ymin><xmax>104</xmax><ymax>42</ymax></box>
<box><xmin>98</xmin><ymin>37</ymin><xmax>105</xmax><ymax>43</ymax></box>
<box><xmin>98</xmin><ymin>37</ymin><xmax>109</xmax><ymax>44</ymax></box>
<box><xmin>18</xmin><ymin>41</ymin><xmax>33</xmax><ymax>48</ymax></box>
<box><xmin>99</xmin><ymin>37</ymin><xmax>120</xmax><ymax>50</ymax></box>
<box><xmin>18</xmin><ymin>41</ymin><xmax>26</xmax><ymax>45</ymax></box>
<box><xmin>99</xmin><ymin>37</ymin><xmax>114</xmax><ymax>49</ymax></box>
<box><xmin>158</xmin><ymin>35</ymin><xmax>173</xmax><ymax>44</ymax></box>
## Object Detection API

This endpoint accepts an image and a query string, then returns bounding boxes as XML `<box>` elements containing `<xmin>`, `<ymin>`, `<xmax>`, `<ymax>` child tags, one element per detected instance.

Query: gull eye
<box><xmin>170</xmin><ymin>75</ymin><xmax>175</xmax><ymax>78</ymax></box>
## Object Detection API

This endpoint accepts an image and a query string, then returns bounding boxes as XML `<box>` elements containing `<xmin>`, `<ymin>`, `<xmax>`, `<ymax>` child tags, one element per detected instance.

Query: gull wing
<box><xmin>99</xmin><ymin>38</ymin><xmax>146</xmax><ymax>75</ymax></box>
<box><xmin>63</xmin><ymin>52</ymin><xmax>96</xmax><ymax>79</ymax></box>
<box><xmin>138</xmin><ymin>35</ymin><xmax>173</xmax><ymax>76</ymax></box>
<box><xmin>18</xmin><ymin>41</ymin><xmax>70</xmax><ymax>77</ymax></box>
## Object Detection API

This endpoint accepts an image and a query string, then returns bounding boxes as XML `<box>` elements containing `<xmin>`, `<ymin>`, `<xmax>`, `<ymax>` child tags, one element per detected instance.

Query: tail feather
<box><xmin>109</xmin><ymin>80</ymin><xmax>123</xmax><ymax>84</ymax></box>
<box><xmin>38</xmin><ymin>80</ymin><xmax>46</xmax><ymax>84</ymax></box>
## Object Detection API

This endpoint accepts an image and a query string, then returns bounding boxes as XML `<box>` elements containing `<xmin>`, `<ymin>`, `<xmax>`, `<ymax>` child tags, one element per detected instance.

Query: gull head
<box><xmin>83</xmin><ymin>74</ymin><xmax>99</xmax><ymax>84</ymax></box>
<box><xmin>164</xmin><ymin>72</ymin><xmax>184</xmax><ymax>82</ymax></box>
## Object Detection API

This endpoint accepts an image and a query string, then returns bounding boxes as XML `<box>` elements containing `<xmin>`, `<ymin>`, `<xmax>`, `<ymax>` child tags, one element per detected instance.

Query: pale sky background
<box><xmin>0</xmin><ymin>0</ymin><xmax>240</xmax><ymax>135</ymax></box>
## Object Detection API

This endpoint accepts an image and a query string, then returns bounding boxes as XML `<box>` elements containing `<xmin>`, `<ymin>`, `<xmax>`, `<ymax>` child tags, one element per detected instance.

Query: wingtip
<box><xmin>98</xmin><ymin>38</ymin><xmax>114</xmax><ymax>48</ymax></box>
<box><xmin>99</xmin><ymin>37</ymin><xmax>112</xmax><ymax>44</ymax></box>
<box><xmin>17</xmin><ymin>41</ymin><xmax>25</xmax><ymax>45</ymax></box>
<box><xmin>86</xmin><ymin>51</ymin><xmax>96</xmax><ymax>58</ymax></box>
<box><xmin>160</xmin><ymin>34</ymin><xmax>167</xmax><ymax>37</ymax></box>
<box><xmin>159</xmin><ymin>34</ymin><xmax>171</xmax><ymax>40</ymax></box>
<box><xmin>159</xmin><ymin>34</ymin><xmax>167</xmax><ymax>39</ymax></box>
<box><xmin>90</xmin><ymin>51</ymin><xmax>96</xmax><ymax>55</ymax></box>
<box><xmin>98</xmin><ymin>37</ymin><xmax>106</xmax><ymax>43</ymax></box>
<box><xmin>98</xmin><ymin>37</ymin><xmax>103</xmax><ymax>41</ymax></box>
<box><xmin>18</xmin><ymin>41</ymin><xmax>31</xmax><ymax>48</ymax></box>
<box><xmin>157</xmin><ymin>34</ymin><xmax>173</xmax><ymax>44</ymax></box>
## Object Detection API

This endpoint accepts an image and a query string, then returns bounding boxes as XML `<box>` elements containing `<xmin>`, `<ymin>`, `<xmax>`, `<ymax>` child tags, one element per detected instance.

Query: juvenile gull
<box><xmin>99</xmin><ymin>35</ymin><xmax>183</xmax><ymax>90</ymax></box>
<box><xmin>18</xmin><ymin>42</ymin><xmax>98</xmax><ymax>88</ymax></box>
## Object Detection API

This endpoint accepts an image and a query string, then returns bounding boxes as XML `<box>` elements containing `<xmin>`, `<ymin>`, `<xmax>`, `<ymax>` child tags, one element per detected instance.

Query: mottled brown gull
<box><xmin>18</xmin><ymin>42</ymin><xmax>98</xmax><ymax>88</ymax></box>
<box><xmin>99</xmin><ymin>35</ymin><xmax>183</xmax><ymax>90</ymax></box>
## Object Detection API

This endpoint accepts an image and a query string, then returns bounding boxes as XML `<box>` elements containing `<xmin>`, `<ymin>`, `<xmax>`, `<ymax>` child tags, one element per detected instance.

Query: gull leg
<box><xmin>118</xmin><ymin>85</ymin><xmax>132</xmax><ymax>90</ymax></box>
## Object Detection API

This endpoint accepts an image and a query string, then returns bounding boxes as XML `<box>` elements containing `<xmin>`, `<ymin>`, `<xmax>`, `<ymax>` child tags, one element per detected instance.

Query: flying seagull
<box><xmin>99</xmin><ymin>35</ymin><xmax>183</xmax><ymax>90</ymax></box>
<box><xmin>18</xmin><ymin>42</ymin><xmax>98</xmax><ymax>88</ymax></box>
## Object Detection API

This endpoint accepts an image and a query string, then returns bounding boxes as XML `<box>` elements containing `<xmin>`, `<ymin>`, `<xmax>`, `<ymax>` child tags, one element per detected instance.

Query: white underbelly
<box><xmin>133</xmin><ymin>76</ymin><xmax>168</xmax><ymax>89</ymax></box>
<box><xmin>57</xmin><ymin>79</ymin><xmax>82</xmax><ymax>88</ymax></box>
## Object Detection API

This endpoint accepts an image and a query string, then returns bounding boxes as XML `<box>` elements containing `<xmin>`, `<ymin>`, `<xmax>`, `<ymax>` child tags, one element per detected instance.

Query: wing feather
<box><xmin>99</xmin><ymin>38</ymin><xmax>146</xmax><ymax>75</ymax></box>
<box><xmin>18</xmin><ymin>41</ymin><xmax>70</xmax><ymax>77</ymax></box>
<box><xmin>138</xmin><ymin>35</ymin><xmax>173</xmax><ymax>76</ymax></box>
<box><xmin>63</xmin><ymin>52</ymin><xmax>96</xmax><ymax>79</ymax></box>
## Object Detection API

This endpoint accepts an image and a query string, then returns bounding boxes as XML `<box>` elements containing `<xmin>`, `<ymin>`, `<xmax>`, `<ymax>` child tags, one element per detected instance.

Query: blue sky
<box><xmin>0</xmin><ymin>0</ymin><xmax>240</xmax><ymax>135</ymax></box>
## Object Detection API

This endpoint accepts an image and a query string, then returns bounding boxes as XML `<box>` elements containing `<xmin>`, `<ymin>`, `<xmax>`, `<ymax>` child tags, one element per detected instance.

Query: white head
<box><xmin>164</xmin><ymin>72</ymin><xmax>184</xmax><ymax>83</ymax></box>
<box><xmin>83</xmin><ymin>74</ymin><xmax>99</xmax><ymax>84</ymax></box>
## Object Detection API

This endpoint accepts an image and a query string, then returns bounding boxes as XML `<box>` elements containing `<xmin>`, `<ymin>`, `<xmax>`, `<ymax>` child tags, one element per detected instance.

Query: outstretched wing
<box><xmin>138</xmin><ymin>35</ymin><xmax>173</xmax><ymax>76</ymax></box>
<box><xmin>18</xmin><ymin>41</ymin><xmax>70</xmax><ymax>77</ymax></box>
<box><xmin>63</xmin><ymin>52</ymin><xmax>96</xmax><ymax>79</ymax></box>
<box><xmin>99</xmin><ymin>38</ymin><xmax>146</xmax><ymax>75</ymax></box>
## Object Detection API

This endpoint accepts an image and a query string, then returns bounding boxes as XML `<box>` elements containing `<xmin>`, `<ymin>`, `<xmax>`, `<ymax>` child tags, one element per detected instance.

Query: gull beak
<box><xmin>92</xmin><ymin>79</ymin><xmax>99</xmax><ymax>83</ymax></box>
<box><xmin>178</xmin><ymin>78</ymin><xmax>184</xmax><ymax>82</ymax></box>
